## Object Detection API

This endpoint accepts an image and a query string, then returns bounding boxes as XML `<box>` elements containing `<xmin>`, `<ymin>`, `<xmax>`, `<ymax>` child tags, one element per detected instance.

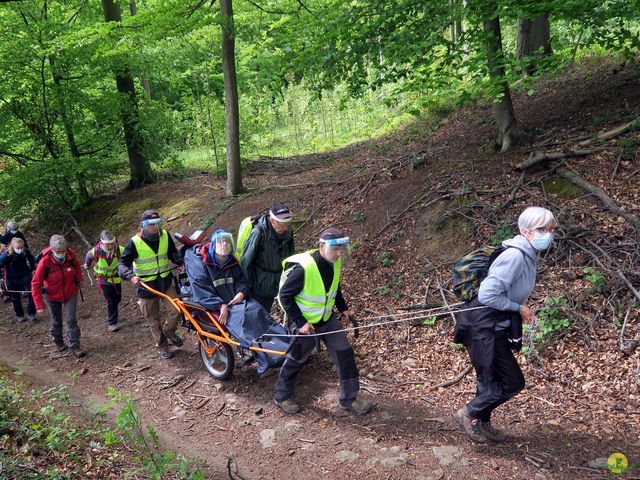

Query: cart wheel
<box><xmin>199</xmin><ymin>337</ymin><xmax>234</xmax><ymax>380</ymax></box>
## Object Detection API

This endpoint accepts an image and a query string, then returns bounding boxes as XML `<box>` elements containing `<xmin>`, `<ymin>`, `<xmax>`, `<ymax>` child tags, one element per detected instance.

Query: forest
<box><xmin>0</xmin><ymin>0</ymin><xmax>639</xmax><ymax>479</ymax></box>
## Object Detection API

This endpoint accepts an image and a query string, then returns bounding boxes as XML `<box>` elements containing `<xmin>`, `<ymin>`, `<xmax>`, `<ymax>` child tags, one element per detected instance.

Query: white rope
<box><xmin>257</xmin><ymin>304</ymin><xmax>490</xmax><ymax>340</ymax></box>
<box><xmin>1</xmin><ymin>289</ymin><xmax>32</xmax><ymax>294</ymax></box>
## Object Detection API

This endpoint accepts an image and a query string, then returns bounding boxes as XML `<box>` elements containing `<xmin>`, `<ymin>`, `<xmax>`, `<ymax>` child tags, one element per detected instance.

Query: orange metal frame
<box><xmin>140</xmin><ymin>281</ymin><xmax>287</xmax><ymax>357</ymax></box>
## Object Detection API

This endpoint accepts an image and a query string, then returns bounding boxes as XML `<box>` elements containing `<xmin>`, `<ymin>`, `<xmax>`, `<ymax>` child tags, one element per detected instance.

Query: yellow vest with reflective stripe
<box><xmin>92</xmin><ymin>245</ymin><xmax>124</xmax><ymax>283</ymax></box>
<box><xmin>131</xmin><ymin>231</ymin><xmax>171</xmax><ymax>281</ymax></box>
<box><xmin>279</xmin><ymin>250</ymin><xmax>341</xmax><ymax>324</ymax></box>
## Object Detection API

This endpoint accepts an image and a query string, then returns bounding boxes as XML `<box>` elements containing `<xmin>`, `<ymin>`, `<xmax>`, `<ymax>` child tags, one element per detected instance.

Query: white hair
<box><xmin>100</xmin><ymin>230</ymin><xmax>115</xmax><ymax>242</ymax></box>
<box><xmin>6</xmin><ymin>220</ymin><xmax>17</xmax><ymax>230</ymax></box>
<box><xmin>518</xmin><ymin>207</ymin><xmax>556</xmax><ymax>233</ymax></box>
<box><xmin>49</xmin><ymin>234</ymin><xmax>68</xmax><ymax>251</ymax></box>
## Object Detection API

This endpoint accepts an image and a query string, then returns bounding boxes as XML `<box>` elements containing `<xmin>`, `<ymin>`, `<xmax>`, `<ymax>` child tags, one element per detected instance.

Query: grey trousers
<box><xmin>47</xmin><ymin>296</ymin><xmax>80</xmax><ymax>348</ymax></box>
<box><xmin>274</xmin><ymin>315</ymin><xmax>359</xmax><ymax>406</ymax></box>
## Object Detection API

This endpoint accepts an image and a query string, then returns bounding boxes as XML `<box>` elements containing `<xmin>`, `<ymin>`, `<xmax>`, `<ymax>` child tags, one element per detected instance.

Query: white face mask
<box><xmin>53</xmin><ymin>252</ymin><xmax>66</xmax><ymax>261</ymax></box>
<box><xmin>13</xmin><ymin>248</ymin><xmax>23</xmax><ymax>255</ymax></box>
<box><xmin>9</xmin><ymin>230</ymin><xmax>17</xmax><ymax>234</ymax></box>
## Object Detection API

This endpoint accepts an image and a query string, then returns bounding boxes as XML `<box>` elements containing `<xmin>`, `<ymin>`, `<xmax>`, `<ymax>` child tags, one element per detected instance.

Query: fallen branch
<box><xmin>578</xmin><ymin>120</ymin><xmax>637</xmax><ymax>147</ymax></box>
<box><xmin>620</xmin><ymin>308</ymin><xmax>631</xmax><ymax>353</ymax></box>
<box><xmin>430</xmin><ymin>365</ymin><xmax>473</xmax><ymax>389</ymax></box>
<box><xmin>567</xmin><ymin>238</ymin><xmax>640</xmax><ymax>305</ymax></box>
<box><xmin>227</xmin><ymin>456</ymin><xmax>247</xmax><ymax>480</ymax></box>
<box><xmin>436</xmin><ymin>277</ymin><xmax>457</xmax><ymax>325</ymax></box>
<box><xmin>515</xmin><ymin>147</ymin><xmax>608</xmax><ymax>170</ymax></box>
<box><xmin>554</xmin><ymin>165</ymin><xmax>640</xmax><ymax>231</ymax></box>
<box><xmin>159</xmin><ymin>374</ymin><xmax>185</xmax><ymax>390</ymax></box>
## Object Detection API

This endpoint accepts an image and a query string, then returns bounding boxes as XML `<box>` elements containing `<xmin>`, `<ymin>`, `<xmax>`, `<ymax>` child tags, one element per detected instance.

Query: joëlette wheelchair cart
<box><xmin>140</xmin><ymin>278</ymin><xmax>288</xmax><ymax>380</ymax></box>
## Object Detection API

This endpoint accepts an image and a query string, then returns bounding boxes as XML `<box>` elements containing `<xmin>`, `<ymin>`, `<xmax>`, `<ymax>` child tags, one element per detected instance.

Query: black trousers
<box><xmin>454</xmin><ymin>298</ymin><xmax>525</xmax><ymax>422</ymax></box>
<box><xmin>100</xmin><ymin>283</ymin><xmax>122</xmax><ymax>325</ymax></box>
<box><xmin>465</xmin><ymin>331</ymin><xmax>525</xmax><ymax>421</ymax></box>
<box><xmin>274</xmin><ymin>315</ymin><xmax>359</xmax><ymax>406</ymax></box>
<box><xmin>8</xmin><ymin>279</ymin><xmax>35</xmax><ymax>318</ymax></box>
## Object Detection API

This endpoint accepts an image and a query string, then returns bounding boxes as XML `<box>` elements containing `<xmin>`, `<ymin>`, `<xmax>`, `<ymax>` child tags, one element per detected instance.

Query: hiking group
<box><xmin>1</xmin><ymin>204</ymin><xmax>557</xmax><ymax>443</ymax></box>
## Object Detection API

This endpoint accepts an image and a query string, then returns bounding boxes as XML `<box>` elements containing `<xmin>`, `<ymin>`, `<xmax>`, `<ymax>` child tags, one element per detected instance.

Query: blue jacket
<box><xmin>0</xmin><ymin>248</ymin><xmax>36</xmax><ymax>284</ymax></box>
<box><xmin>184</xmin><ymin>243</ymin><xmax>249</xmax><ymax>311</ymax></box>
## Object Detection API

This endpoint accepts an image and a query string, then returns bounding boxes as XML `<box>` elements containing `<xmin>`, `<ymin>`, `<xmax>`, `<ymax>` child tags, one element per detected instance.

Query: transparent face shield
<box><xmin>213</xmin><ymin>232</ymin><xmax>235</xmax><ymax>257</ymax></box>
<box><xmin>142</xmin><ymin>217</ymin><xmax>163</xmax><ymax>233</ymax></box>
<box><xmin>320</xmin><ymin>237</ymin><xmax>351</xmax><ymax>263</ymax></box>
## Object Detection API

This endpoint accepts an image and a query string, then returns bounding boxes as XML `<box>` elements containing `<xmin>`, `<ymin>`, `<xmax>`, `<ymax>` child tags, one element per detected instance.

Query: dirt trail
<box><xmin>0</xmin><ymin>254</ymin><xmax>635</xmax><ymax>480</ymax></box>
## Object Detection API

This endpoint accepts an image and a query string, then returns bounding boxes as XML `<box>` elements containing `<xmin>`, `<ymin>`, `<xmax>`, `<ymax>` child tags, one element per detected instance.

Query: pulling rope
<box><xmin>256</xmin><ymin>303</ymin><xmax>489</xmax><ymax>341</ymax></box>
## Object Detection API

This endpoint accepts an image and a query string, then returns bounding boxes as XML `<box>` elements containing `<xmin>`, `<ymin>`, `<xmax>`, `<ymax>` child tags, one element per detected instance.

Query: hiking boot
<box><xmin>479</xmin><ymin>421</ymin><xmax>507</xmax><ymax>443</ymax></box>
<box><xmin>108</xmin><ymin>324</ymin><xmax>120</xmax><ymax>332</ymax></box>
<box><xmin>340</xmin><ymin>399</ymin><xmax>372</xmax><ymax>415</ymax></box>
<box><xmin>55</xmin><ymin>342</ymin><xmax>68</xmax><ymax>352</ymax></box>
<box><xmin>158</xmin><ymin>349</ymin><xmax>173</xmax><ymax>360</ymax></box>
<box><xmin>28</xmin><ymin>315</ymin><xmax>37</xmax><ymax>322</ymax></box>
<box><xmin>70</xmin><ymin>347</ymin><xmax>86</xmax><ymax>358</ymax></box>
<box><xmin>16</xmin><ymin>316</ymin><xmax>26</xmax><ymax>323</ymax></box>
<box><xmin>167</xmin><ymin>333</ymin><xmax>183</xmax><ymax>347</ymax></box>
<box><xmin>453</xmin><ymin>406</ymin><xmax>487</xmax><ymax>443</ymax></box>
<box><xmin>274</xmin><ymin>398</ymin><xmax>301</xmax><ymax>414</ymax></box>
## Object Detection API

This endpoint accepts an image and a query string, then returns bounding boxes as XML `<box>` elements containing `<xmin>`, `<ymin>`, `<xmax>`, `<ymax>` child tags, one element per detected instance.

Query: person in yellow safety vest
<box><xmin>84</xmin><ymin>230</ymin><xmax>125</xmax><ymax>332</ymax></box>
<box><xmin>273</xmin><ymin>227</ymin><xmax>372</xmax><ymax>415</ymax></box>
<box><xmin>117</xmin><ymin>210</ymin><xmax>184</xmax><ymax>359</ymax></box>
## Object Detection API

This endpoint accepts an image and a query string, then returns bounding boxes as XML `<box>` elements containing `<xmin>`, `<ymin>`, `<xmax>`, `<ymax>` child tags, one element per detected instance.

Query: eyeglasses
<box><xmin>533</xmin><ymin>225</ymin><xmax>555</xmax><ymax>234</ymax></box>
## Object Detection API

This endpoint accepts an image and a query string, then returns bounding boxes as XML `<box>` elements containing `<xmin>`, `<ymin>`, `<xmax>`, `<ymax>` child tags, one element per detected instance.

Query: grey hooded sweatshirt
<box><xmin>478</xmin><ymin>234</ymin><xmax>538</xmax><ymax>315</ymax></box>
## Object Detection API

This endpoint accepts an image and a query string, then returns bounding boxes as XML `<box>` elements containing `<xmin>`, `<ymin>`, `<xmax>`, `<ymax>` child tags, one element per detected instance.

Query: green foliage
<box><xmin>376</xmin><ymin>275</ymin><xmax>402</xmax><ymax>299</ymax></box>
<box><xmin>431</xmin><ymin>218</ymin><xmax>445</xmax><ymax>231</ymax></box>
<box><xmin>619</xmin><ymin>136</ymin><xmax>639</xmax><ymax>160</ymax></box>
<box><xmin>377</xmin><ymin>250</ymin><xmax>393</xmax><ymax>266</ymax></box>
<box><xmin>1</xmin><ymin>0</ymin><xmax>640</xmax><ymax>221</ymax></box>
<box><xmin>583</xmin><ymin>267</ymin><xmax>606</xmax><ymax>293</ymax></box>
<box><xmin>352</xmin><ymin>212</ymin><xmax>366</xmax><ymax>223</ymax></box>
<box><xmin>0</xmin><ymin>378</ymin><xmax>94</xmax><ymax>477</ymax></box>
<box><xmin>490</xmin><ymin>220</ymin><xmax>514</xmax><ymax>246</ymax></box>
<box><xmin>535</xmin><ymin>295</ymin><xmax>571</xmax><ymax>342</ymax></box>
<box><xmin>99</xmin><ymin>388</ymin><xmax>205</xmax><ymax>480</ymax></box>
<box><xmin>422</xmin><ymin>316</ymin><xmax>437</xmax><ymax>326</ymax></box>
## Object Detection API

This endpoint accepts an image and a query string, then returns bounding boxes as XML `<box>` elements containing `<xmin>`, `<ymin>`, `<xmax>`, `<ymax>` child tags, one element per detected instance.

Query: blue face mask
<box><xmin>531</xmin><ymin>231</ymin><xmax>553</xmax><ymax>250</ymax></box>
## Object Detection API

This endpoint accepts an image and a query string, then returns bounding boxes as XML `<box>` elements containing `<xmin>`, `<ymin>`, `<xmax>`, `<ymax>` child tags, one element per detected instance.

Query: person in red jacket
<box><xmin>31</xmin><ymin>235</ymin><xmax>86</xmax><ymax>358</ymax></box>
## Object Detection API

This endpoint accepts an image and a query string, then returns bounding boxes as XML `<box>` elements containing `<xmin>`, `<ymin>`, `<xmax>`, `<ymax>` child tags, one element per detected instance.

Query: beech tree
<box><xmin>102</xmin><ymin>0</ymin><xmax>152</xmax><ymax>188</ymax></box>
<box><xmin>219</xmin><ymin>0</ymin><xmax>244</xmax><ymax>195</ymax></box>
<box><xmin>517</xmin><ymin>14</ymin><xmax>552</xmax><ymax>75</ymax></box>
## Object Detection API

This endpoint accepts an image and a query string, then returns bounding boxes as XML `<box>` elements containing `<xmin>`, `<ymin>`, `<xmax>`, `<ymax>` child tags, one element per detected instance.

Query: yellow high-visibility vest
<box><xmin>278</xmin><ymin>250</ymin><xmax>341</xmax><ymax>324</ymax></box>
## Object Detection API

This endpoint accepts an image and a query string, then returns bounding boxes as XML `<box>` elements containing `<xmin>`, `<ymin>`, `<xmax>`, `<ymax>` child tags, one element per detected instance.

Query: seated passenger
<box><xmin>184</xmin><ymin>229</ymin><xmax>288</xmax><ymax>373</ymax></box>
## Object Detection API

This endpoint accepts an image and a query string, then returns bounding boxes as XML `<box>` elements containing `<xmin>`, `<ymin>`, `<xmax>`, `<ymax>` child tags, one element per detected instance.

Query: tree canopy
<box><xmin>0</xmin><ymin>0</ymin><xmax>638</xmax><ymax>220</ymax></box>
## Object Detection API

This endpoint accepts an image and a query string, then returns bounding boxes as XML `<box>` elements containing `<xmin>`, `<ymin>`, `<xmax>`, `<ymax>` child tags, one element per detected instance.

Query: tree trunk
<box><xmin>49</xmin><ymin>56</ymin><xmax>90</xmax><ymax>204</ymax></box>
<box><xmin>483</xmin><ymin>4</ymin><xmax>521</xmax><ymax>152</ymax></box>
<box><xmin>516</xmin><ymin>14</ymin><xmax>551</xmax><ymax>75</ymax></box>
<box><xmin>129</xmin><ymin>0</ymin><xmax>152</xmax><ymax>105</ymax></box>
<box><xmin>220</xmin><ymin>0</ymin><xmax>244</xmax><ymax>195</ymax></box>
<box><xmin>102</xmin><ymin>0</ymin><xmax>152</xmax><ymax>189</ymax></box>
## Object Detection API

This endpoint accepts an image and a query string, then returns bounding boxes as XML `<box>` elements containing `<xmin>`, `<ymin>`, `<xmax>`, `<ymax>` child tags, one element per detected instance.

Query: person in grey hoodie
<box><xmin>453</xmin><ymin>206</ymin><xmax>556</xmax><ymax>444</ymax></box>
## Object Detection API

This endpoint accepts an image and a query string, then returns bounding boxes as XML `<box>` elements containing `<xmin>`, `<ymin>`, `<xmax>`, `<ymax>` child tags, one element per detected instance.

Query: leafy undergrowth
<box><xmin>0</xmin><ymin>366</ymin><xmax>206</xmax><ymax>479</ymax></box>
